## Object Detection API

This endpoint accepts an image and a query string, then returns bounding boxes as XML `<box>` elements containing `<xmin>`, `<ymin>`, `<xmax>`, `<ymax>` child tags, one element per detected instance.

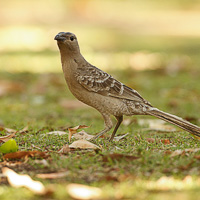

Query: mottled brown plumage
<box><xmin>55</xmin><ymin>32</ymin><xmax>200</xmax><ymax>141</ymax></box>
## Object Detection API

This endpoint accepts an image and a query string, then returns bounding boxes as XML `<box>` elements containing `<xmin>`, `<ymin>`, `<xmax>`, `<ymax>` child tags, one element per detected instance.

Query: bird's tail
<box><xmin>147</xmin><ymin>108</ymin><xmax>200</xmax><ymax>139</ymax></box>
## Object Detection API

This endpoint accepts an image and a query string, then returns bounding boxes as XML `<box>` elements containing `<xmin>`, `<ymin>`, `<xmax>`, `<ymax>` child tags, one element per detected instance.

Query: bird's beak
<box><xmin>54</xmin><ymin>32</ymin><xmax>67</xmax><ymax>41</ymax></box>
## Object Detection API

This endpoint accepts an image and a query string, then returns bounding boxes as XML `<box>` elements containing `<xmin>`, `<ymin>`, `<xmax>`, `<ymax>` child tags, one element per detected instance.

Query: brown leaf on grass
<box><xmin>5</xmin><ymin>128</ymin><xmax>16</xmax><ymax>133</ymax></box>
<box><xmin>45</xmin><ymin>131</ymin><xmax>67</xmax><ymax>136</ymax></box>
<box><xmin>146</xmin><ymin>138</ymin><xmax>156</xmax><ymax>143</ymax></box>
<box><xmin>0</xmin><ymin>132</ymin><xmax>17</xmax><ymax>143</ymax></box>
<box><xmin>178</xmin><ymin>161</ymin><xmax>194</xmax><ymax>171</ymax></box>
<box><xmin>0</xmin><ymin>126</ymin><xmax>29</xmax><ymax>143</ymax></box>
<box><xmin>58</xmin><ymin>144</ymin><xmax>71</xmax><ymax>154</ymax></box>
<box><xmin>161</xmin><ymin>139</ymin><xmax>171</xmax><ymax>145</ymax></box>
<box><xmin>170</xmin><ymin>150</ymin><xmax>185</xmax><ymax>157</ymax></box>
<box><xmin>146</xmin><ymin>138</ymin><xmax>171</xmax><ymax>145</ymax></box>
<box><xmin>68</xmin><ymin>125</ymin><xmax>89</xmax><ymax>142</ymax></box>
<box><xmin>164</xmin><ymin>150</ymin><xmax>172</xmax><ymax>155</ymax></box>
<box><xmin>69</xmin><ymin>140</ymin><xmax>100</xmax><ymax>150</ymax></box>
<box><xmin>73</xmin><ymin>130</ymin><xmax>94</xmax><ymax>141</ymax></box>
<box><xmin>66</xmin><ymin>184</ymin><xmax>102</xmax><ymax>200</ymax></box>
<box><xmin>186</xmin><ymin>148</ymin><xmax>200</xmax><ymax>153</ymax></box>
<box><xmin>102</xmin><ymin>153</ymin><xmax>139</xmax><ymax>162</ymax></box>
<box><xmin>3</xmin><ymin>151</ymin><xmax>48</xmax><ymax>160</ymax></box>
<box><xmin>36</xmin><ymin>171</ymin><xmax>69</xmax><ymax>179</ymax></box>
<box><xmin>101</xmin><ymin>175</ymin><xmax>119</xmax><ymax>182</ymax></box>
<box><xmin>184</xmin><ymin>116</ymin><xmax>198</xmax><ymax>123</ymax></box>
<box><xmin>170</xmin><ymin>148</ymin><xmax>200</xmax><ymax>157</ymax></box>
<box><xmin>0</xmin><ymin>160</ymin><xmax>23</xmax><ymax>168</ymax></box>
<box><xmin>194</xmin><ymin>155</ymin><xmax>200</xmax><ymax>160</ymax></box>
<box><xmin>0</xmin><ymin>126</ymin><xmax>16</xmax><ymax>133</ymax></box>
<box><xmin>2</xmin><ymin>167</ymin><xmax>46</xmax><ymax>195</ymax></box>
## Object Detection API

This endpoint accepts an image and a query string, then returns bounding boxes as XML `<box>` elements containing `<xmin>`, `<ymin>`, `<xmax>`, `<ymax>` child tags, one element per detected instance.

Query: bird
<box><xmin>54</xmin><ymin>32</ymin><xmax>200</xmax><ymax>141</ymax></box>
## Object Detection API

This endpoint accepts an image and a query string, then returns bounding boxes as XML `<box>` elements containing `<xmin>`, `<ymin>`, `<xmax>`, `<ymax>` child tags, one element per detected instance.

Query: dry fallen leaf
<box><xmin>146</xmin><ymin>138</ymin><xmax>171</xmax><ymax>145</ymax></box>
<box><xmin>0</xmin><ymin>160</ymin><xmax>23</xmax><ymax>167</ymax></box>
<box><xmin>161</xmin><ymin>139</ymin><xmax>171</xmax><ymax>145</ymax></box>
<box><xmin>58</xmin><ymin>144</ymin><xmax>70</xmax><ymax>154</ymax></box>
<box><xmin>45</xmin><ymin>131</ymin><xmax>68</xmax><ymax>136</ymax></box>
<box><xmin>101</xmin><ymin>175</ymin><xmax>118</xmax><ymax>182</ymax></box>
<box><xmin>69</xmin><ymin>140</ymin><xmax>100</xmax><ymax>149</ymax></box>
<box><xmin>68</xmin><ymin>125</ymin><xmax>89</xmax><ymax>142</ymax></box>
<box><xmin>1</xmin><ymin>127</ymin><xmax>16</xmax><ymax>133</ymax></box>
<box><xmin>3</xmin><ymin>151</ymin><xmax>48</xmax><ymax>160</ymax></box>
<box><xmin>36</xmin><ymin>171</ymin><xmax>69</xmax><ymax>179</ymax></box>
<box><xmin>73</xmin><ymin>130</ymin><xmax>94</xmax><ymax>141</ymax></box>
<box><xmin>170</xmin><ymin>150</ymin><xmax>184</xmax><ymax>157</ymax></box>
<box><xmin>102</xmin><ymin>153</ymin><xmax>139</xmax><ymax>162</ymax></box>
<box><xmin>146</xmin><ymin>138</ymin><xmax>156</xmax><ymax>143</ymax></box>
<box><xmin>170</xmin><ymin>148</ymin><xmax>200</xmax><ymax>157</ymax></box>
<box><xmin>178</xmin><ymin>160</ymin><xmax>194</xmax><ymax>171</ymax></box>
<box><xmin>0</xmin><ymin>126</ymin><xmax>29</xmax><ymax>143</ymax></box>
<box><xmin>0</xmin><ymin>132</ymin><xmax>17</xmax><ymax>143</ymax></box>
<box><xmin>2</xmin><ymin>167</ymin><xmax>46</xmax><ymax>195</ymax></box>
<box><xmin>66</xmin><ymin>184</ymin><xmax>102</xmax><ymax>200</ymax></box>
<box><xmin>164</xmin><ymin>150</ymin><xmax>172</xmax><ymax>155</ymax></box>
<box><xmin>194</xmin><ymin>155</ymin><xmax>200</xmax><ymax>160</ymax></box>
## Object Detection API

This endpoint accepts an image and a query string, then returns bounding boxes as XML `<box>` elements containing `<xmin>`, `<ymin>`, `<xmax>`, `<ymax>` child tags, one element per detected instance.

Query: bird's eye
<box><xmin>70</xmin><ymin>36</ymin><xmax>74</xmax><ymax>41</ymax></box>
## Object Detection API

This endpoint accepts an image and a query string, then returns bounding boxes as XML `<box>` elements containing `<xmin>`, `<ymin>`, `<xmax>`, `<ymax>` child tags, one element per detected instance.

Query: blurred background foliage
<box><xmin>1</xmin><ymin>0</ymin><xmax>200</xmax><ymax>72</ymax></box>
<box><xmin>0</xmin><ymin>0</ymin><xmax>200</xmax><ymax>127</ymax></box>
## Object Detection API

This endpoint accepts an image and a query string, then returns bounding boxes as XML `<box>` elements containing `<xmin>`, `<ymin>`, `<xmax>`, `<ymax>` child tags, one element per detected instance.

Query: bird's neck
<box><xmin>59</xmin><ymin>48</ymin><xmax>80</xmax><ymax>65</ymax></box>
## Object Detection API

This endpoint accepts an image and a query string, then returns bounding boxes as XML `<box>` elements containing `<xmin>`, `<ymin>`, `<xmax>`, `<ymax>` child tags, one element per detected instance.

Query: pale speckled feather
<box><xmin>75</xmin><ymin>62</ymin><xmax>152</xmax><ymax>106</ymax></box>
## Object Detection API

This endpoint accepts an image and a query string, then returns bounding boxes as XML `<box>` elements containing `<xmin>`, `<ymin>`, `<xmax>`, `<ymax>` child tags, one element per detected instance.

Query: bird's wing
<box><xmin>75</xmin><ymin>64</ymin><xmax>151</xmax><ymax>105</ymax></box>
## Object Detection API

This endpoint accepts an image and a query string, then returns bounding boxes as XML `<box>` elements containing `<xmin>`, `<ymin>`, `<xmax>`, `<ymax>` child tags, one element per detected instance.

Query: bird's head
<box><xmin>54</xmin><ymin>32</ymin><xmax>80</xmax><ymax>53</ymax></box>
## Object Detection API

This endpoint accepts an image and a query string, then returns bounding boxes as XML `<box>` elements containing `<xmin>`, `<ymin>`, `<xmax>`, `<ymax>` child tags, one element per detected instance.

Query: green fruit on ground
<box><xmin>0</xmin><ymin>139</ymin><xmax>18</xmax><ymax>153</ymax></box>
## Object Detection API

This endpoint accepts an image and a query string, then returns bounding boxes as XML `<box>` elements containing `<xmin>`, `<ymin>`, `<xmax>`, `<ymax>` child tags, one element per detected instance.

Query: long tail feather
<box><xmin>147</xmin><ymin>108</ymin><xmax>200</xmax><ymax>139</ymax></box>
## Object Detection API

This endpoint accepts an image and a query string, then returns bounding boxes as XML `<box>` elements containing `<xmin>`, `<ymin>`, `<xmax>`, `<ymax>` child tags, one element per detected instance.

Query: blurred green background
<box><xmin>0</xmin><ymin>0</ymin><xmax>200</xmax><ymax>127</ymax></box>
<box><xmin>1</xmin><ymin>0</ymin><xmax>200</xmax><ymax>72</ymax></box>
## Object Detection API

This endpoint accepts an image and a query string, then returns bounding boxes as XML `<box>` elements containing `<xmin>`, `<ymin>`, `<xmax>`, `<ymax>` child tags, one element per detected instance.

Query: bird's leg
<box><xmin>91</xmin><ymin>114</ymin><xmax>113</xmax><ymax>140</ymax></box>
<box><xmin>109</xmin><ymin>116</ymin><xmax>123</xmax><ymax>141</ymax></box>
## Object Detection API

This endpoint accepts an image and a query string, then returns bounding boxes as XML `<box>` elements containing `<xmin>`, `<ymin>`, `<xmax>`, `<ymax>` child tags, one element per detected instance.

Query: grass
<box><xmin>0</xmin><ymin>24</ymin><xmax>200</xmax><ymax>200</ymax></box>
<box><xmin>1</xmin><ymin>0</ymin><xmax>200</xmax><ymax>198</ymax></box>
<box><xmin>0</xmin><ymin>64</ymin><xmax>200</xmax><ymax>199</ymax></box>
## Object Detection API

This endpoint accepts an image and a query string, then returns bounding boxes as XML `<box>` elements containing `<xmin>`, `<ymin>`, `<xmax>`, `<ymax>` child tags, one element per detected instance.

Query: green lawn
<box><xmin>1</xmin><ymin>0</ymin><xmax>200</xmax><ymax>198</ymax></box>
<box><xmin>0</xmin><ymin>60</ymin><xmax>200</xmax><ymax>199</ymax></box>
